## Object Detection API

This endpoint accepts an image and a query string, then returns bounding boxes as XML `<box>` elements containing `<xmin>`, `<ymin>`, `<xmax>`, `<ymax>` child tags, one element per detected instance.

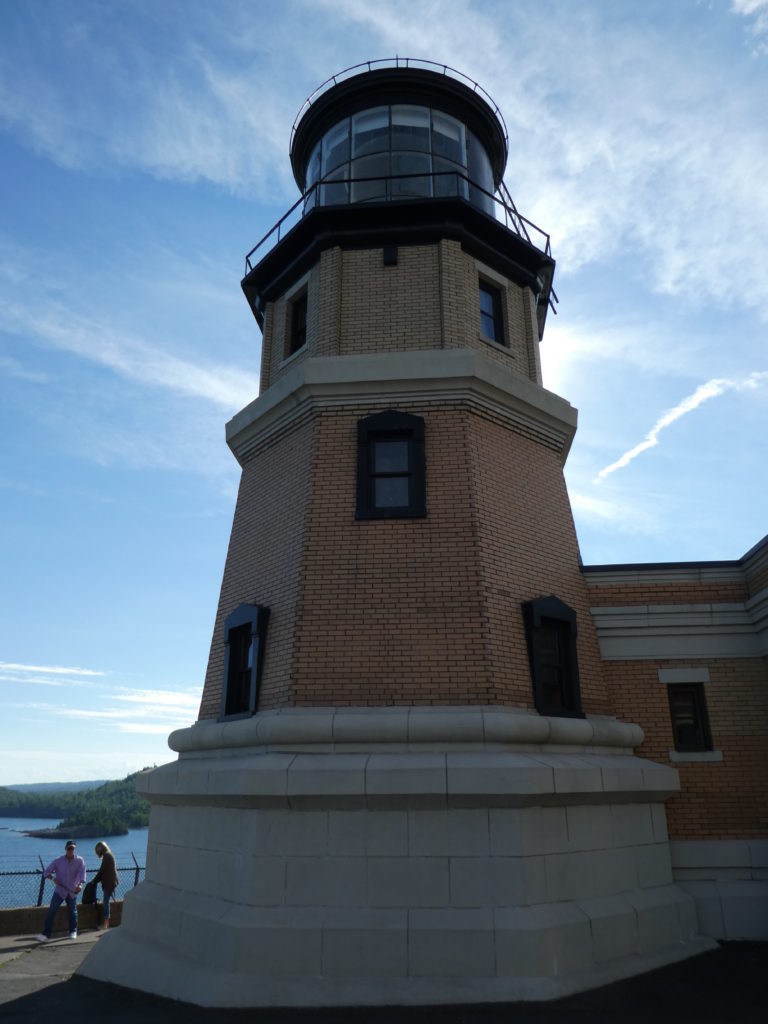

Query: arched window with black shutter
<box><xmin>356</xmin><ymin>410</ymin><xmax>426</xmax><ymax>520</ymax></box>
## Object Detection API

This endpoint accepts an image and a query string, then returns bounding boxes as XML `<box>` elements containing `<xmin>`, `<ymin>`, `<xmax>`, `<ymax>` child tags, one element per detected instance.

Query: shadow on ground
<box><xmin>1</xmin><ymin>942</ymin><xmax>765</xmax><ymax>1024</ymax></box>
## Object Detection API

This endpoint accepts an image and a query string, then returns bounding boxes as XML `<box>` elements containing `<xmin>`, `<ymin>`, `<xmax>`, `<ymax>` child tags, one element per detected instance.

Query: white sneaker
<box><xmin>35</xmin><ymin>933</ymin><xmax>49</xmax><ymax>942</ymax></box>
<box><xmin>68</xmin><ymin>931</ymin><xmax>77</xmax><ymax>939</ymax></box>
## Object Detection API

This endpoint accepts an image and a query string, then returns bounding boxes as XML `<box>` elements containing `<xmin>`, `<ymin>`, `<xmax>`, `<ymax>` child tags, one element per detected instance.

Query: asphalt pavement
<box><xmin>0</xmin><ymin>928</ymin><xmax>765</xmax><ymax>1024</ymax></box>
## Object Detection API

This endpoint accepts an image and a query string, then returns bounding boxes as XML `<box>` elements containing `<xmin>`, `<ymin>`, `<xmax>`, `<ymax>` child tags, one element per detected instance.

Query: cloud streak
<box><xmin>731</xmin><ymin>0</ymin><xmax>768</xmax><ymax>53</ymax></box>
<box><xmin>594</xmin><ymin>372</ymin><xmax>768</xmax><ymax>482</ymax></box>
<box><xmin>0</xmin><ymin>297</ymin><xmax>259</xmax><ymax>411</ymax></box>
<box><xmin>0</xmin><ymin>662</ymin><xmax>104</xmax><ymax>678</ymax></box>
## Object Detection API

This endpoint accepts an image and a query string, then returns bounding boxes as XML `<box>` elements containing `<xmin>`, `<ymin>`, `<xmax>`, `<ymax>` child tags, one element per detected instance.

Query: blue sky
<box><xmin>1</xmin><ymin>0</ymin><xmax>766</xmax><ymax>785</ymax></box>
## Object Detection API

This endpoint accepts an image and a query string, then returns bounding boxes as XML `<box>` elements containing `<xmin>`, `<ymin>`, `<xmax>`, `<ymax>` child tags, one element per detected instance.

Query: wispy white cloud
<box><xmin>112</xmin><ymin>688</ymin><xmax>200</xmax><ymax>712</ymax></box>
<box><xmin>594</xmin><ymin>371</ymin><xmax>768</xmax><ymax>482</ymax></box>
<box><xmin>118</xmin><ymin>723</ymin><xmax>182</xmax><ymax>736</ymax></box>
<box><xmin>0</xmin><ymin>355</ymin><xmax>49</xmax><ymax>383</ymax></box>
<box><xmin>0</xmin><ymin>662</ymin><xmax>104</xmax><ymax>678</ymax></box>
<box><xmin>731</xmin><ymin>0</ymin><xmax>768</xmax><ymax>54</ymax></box>
<box><xmin>0</xmin><ymin>298</ymin><xmax>258</xmax><ymax>411</ymax></box>
<box><xmin>15</xmin><ymin>683</ymin><xmax>199</xmax><ymax>735</ymax></box>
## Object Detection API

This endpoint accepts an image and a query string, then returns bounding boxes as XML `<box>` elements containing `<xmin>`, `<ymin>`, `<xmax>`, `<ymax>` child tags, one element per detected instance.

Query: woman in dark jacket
<box><xmin>93</xmin><ymin>841</ymin><xmax>119</xmax><ymax>929</ymax></box>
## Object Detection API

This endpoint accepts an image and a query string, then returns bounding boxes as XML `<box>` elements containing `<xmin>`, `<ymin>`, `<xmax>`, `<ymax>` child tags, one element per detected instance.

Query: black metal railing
<box><xmin>0</xmin><ymin>856</ymin><xmax>145</xmax><ymax>910</ymax></box>
<box><xmin>290</xmin><ymin>57</ymin><xmax>509</xmax><ymax>158</ymax></box>
<box><xmin>244</xmin><ymin>169</ymin><xmax>554</xmax><ymax>276</ymax></box>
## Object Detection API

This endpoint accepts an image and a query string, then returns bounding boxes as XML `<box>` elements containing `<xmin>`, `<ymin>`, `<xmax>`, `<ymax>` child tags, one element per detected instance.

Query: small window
<box><xmin>287</xmin><ymin>291</ymin><xmax>307</xmax><ymax>356</ymax></box>
<box><xmin>522</xmin><ymin>596</ymin><xmax>583</xmax><ymax>718</ymax></box>
<box><xmin>221</xmin><ymin>603</ymin><xmax>269</xmax><ymax>719</ymax></box>
<box><xmin>668</xmin><ymin>684</ymin><xmax>713</xmax><ymax>752</ymax></box>
<box><xmin>479</xmin><ymin>281</ymin><xmax>504</xmax><ymax>344</ymax></box>
<box><xmin>356</xmin><ymin>411</ymin><xmax>426</xmax><ymax>520</ymax></box>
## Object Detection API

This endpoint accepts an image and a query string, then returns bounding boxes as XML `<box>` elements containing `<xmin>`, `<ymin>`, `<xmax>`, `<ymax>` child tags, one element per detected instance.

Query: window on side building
<box><xmin>479</xmin><ymin>280</ymin><xmax>504</xmax><ymax>344</ymax></box>
<box><xmin>220</xmin><ymin>603</ymin><xmax>270</xmax><ymax>719</ymax></box>
<box><xmin>356</xmin><ymin>410</ymin><xmax>426</xmax><ymax>520</ymax></box>
<box><xmin>668</xmin><ymin>683</ymin><xmax>713</xmax><ymax>752</ymax></box>
<box><xmin>522</xmin><ymin>596</ymin><xmax>583</xmax><ymax>717</ymax></box>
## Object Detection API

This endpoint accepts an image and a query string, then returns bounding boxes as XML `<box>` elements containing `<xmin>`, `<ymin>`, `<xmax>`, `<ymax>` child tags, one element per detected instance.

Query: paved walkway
<box><xmin>0</xmin><ymin>929</ymin><xmax>765</xmax><ymax>1023</ymax></box>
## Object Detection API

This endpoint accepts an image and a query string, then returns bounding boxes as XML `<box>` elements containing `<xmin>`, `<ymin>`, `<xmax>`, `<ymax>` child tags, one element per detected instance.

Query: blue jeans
<box><xmin>102</xmin><ymin>890</ymin><xmax>113</xmax><ymax>920</ymax></box>
<box><xmin>42</xmin><ymin>892</ymin><xmax>77</xmax><ymax>937</ymax></box>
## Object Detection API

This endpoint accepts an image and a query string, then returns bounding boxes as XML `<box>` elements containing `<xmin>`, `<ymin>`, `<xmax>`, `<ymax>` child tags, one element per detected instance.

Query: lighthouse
<box><xmin>80</xmin><ymin>59</ymin><xmax>711</xmax><ymax>1006</ymax></box>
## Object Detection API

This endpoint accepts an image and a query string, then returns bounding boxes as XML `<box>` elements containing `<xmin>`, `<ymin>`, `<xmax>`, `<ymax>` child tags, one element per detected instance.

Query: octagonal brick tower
<box><xmin>80</xmin><ymin>60</ymin><xmax>711</xmax><ymax>1006</ymax></box>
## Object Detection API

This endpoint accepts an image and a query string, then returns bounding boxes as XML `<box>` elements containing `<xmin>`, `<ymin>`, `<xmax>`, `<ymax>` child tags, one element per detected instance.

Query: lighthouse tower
<box><xmin>81</xmin><ymin>60</ymin><xmax>711</xmax><ymax>1006</ymax></box>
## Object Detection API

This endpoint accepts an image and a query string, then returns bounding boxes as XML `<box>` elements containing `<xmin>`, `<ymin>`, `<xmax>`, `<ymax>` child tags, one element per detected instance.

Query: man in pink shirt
<box><xmin>36</xmin><ymin>840</ymin><xmax>86</xmax><ymax>941</ymax></box>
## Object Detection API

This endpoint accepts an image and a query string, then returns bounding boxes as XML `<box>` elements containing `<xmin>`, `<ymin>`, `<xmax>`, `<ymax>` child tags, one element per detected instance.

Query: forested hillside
<box><xmin>0</xmin><ymin>772</ymin><xmax>151</xmax><ymax>835</ymax></box>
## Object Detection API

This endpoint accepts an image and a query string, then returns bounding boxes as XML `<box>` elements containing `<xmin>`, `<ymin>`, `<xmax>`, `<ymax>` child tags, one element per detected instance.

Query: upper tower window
<box><xmin>356</xmin><ymin>410</ymin><xmax>426</xmax><ymax>520</ymax></box>
<box><xmin>288</xmin><ymin>290</ymin><xmax>308</xmax><ymax>355</ymax></box>
<box><xmin>479</xmin><ymin>280</ymin><xmax>504</xmax><ymax>344</ymax></box>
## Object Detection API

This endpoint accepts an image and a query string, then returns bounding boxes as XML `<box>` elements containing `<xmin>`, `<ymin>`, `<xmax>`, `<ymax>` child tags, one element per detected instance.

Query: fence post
<box><xmin>36</xmin><ymin>856</ymin><xmax>45</xmax><ymax>906</ymax></box>
<box><xmin>131</xmin><ymin>852</ymin><xmax>139</xmax><ymax>888</ymax></box>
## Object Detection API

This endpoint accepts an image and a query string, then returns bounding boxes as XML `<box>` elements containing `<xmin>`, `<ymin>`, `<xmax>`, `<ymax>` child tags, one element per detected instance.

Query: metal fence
<box><xmin>0</xmin><ymin>856</ymin><xmax>145</xmax><ymax>910</ymax></box>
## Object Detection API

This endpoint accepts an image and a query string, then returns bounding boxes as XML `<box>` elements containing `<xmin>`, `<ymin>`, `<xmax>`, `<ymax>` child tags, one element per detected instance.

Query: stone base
<box><xmin>672</xmin><ymin>839</ymin><xmax>768</xmax><ymax>939</ymax></box>
<box><xmin>79</xmin><ymin>708</ymin><xmax>715</xmax><ymax>1006</ymax></box>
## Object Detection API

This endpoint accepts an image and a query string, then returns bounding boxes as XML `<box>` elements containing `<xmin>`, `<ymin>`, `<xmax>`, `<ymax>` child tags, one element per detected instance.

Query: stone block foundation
<box><xmin>79</xmin><ymin>708</ymin><xmax>714</xmax><ymax>1006</ymax></box>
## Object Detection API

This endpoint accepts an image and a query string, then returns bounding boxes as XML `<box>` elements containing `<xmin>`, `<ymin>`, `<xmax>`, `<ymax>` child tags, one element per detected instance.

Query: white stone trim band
<box><xmin>168</xmin><ymin>706</ymin><xmax>644</xmax><ymax>756</ymax></box>
<box><xmin>225</xmin><ymin>350</ymin><xmax>577</xmax><ymax>465</ymax></box>
<box><xmin>590</xmin><ymin>599</ymin><xmax>768</xmax><ymax>660</ymax></box>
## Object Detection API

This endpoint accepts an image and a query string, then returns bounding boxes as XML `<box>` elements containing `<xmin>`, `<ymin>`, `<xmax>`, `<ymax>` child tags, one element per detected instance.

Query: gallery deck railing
<box><xmin>244</xmin><ymin>170</ymin><xmax>555</xmax><ymax>279</ymax></box>
<box><xmin>0</xmin><ymin>856</ymin><xmax>145</xmax><ymax>910</ymax></box>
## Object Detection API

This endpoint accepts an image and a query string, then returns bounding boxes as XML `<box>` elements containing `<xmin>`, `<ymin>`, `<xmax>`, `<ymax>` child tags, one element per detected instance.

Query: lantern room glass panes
<box><xmin>391</xmin><ymin>152</ymin><xmax>432</xmax><ymax>199</ymax></box>
<box><xmin>391</xmin><ymin>105</ymin><xmax>430</xmax><ymax>151</ymax></box>
<box><xmin>323</xmin><ymin>120</ymin><xmax>350</xmax><ymax>172</ymax></box>
<box><xmin>431</xmin><ymin>111</ymin><xmax>465</xmax><ymax>164</ymax></box>
<box><xmin>352</xmin><ymin>107</ymin><xmax>389</xmax><ymax>157</ymax></box>
<box><xmin>305</xmin><ymin>103</ymin><xmax>492</xmax><ymax>210</ymax></box>
<box><xmin>351</xmin><ymin>154</ymin><xmax>389</xmax><ymax>203</ymax></box>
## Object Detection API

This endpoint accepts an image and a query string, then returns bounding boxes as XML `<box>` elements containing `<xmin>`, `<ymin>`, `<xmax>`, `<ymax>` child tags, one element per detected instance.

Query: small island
<box><xmin>24</xmin><ymin>824</ymin><xmax>129</xmax><ymax>839</ymax></box>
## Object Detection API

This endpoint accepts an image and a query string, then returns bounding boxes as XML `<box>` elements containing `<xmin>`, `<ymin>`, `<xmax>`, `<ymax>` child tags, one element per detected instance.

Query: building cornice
<box><xmin>590</xmin><ymin>592</ymin><xmax>768</xmax><ymax>660</ymax></box>
<box><xmin>226</xmin><ymin>349</ymin><xmax>577</xmax><ymax>467</ymax></box>
<box><xmin>168</xmin><ymin>705</ymin><xmax>644</xmax><ymax>757</ymax></box>
<box><xmin>582</xmin><ymin>532</ymin><xmax>768</xmax><ymax>585</ymax></box>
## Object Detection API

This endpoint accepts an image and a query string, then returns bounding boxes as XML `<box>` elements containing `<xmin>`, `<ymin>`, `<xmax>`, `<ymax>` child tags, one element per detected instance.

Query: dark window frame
<box><xmin>356</xmin><ymin>410</ymin><xmax>426</xmax><ymax>520</ymax></box>
<box><xmin>220</xmin><ymin>603</ymin><xmax>270</xmax><ymax>720</ymax></box>
<box><xmin>479</xmin><ymin>279</ymin><xmax>505</xmax><ymax>345</ymax></box>
<box><xmin>522</xmin><ymin>596</ymin><xmax>584</xmax><ymax>718</ymax></box>
<box><xmin>287</xmin><ymin>289</ymin><xmax>308</xmax><ymax>356</ymax></box>
<box><xmin>667</xmin><ymin>683</ymin><xmax>713</xmax><ymax>753</ymax></box>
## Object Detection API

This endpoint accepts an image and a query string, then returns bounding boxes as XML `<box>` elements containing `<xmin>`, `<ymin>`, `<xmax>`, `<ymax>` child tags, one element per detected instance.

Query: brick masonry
<box><xmin>200</xmin><ymin>240</ymin><xmax>767</xmax><ymax>851</ymax></box>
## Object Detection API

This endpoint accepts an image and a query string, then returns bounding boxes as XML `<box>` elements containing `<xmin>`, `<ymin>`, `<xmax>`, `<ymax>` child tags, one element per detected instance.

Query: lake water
<box><xmin>0</xmin><ymin>817</ymin><xmax>148</xmax><ymax>909</ymax></box>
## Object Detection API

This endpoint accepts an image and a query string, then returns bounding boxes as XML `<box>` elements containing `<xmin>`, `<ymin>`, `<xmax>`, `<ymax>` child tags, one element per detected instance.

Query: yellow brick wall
<box><xmin>468</xmin><ymin>414</ymin><xmax>609</xmax><ymax>713</ymax></box>
<box><xmin>200</xmin><ymin>402</ymin><xmax>601</xmax><ymax>712</ymax></box>
<box><xmin>603</xmin><ymin>657</ymin><xmax>768</xmax><ymax>838</ymax></box>
<box><xmin>259</xmin><ymin>241</ymin><xmax>541</xmax><ymax>391</ymax></box>
<box><xmin>198</xmin><ymin>419</ymin><xmax>315</xmax><ymax>719</ymax></box>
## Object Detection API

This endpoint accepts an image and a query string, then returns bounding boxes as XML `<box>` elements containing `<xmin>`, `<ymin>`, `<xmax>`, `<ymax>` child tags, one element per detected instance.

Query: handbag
<box><xmin>81</xmin><ymin>879</ymin><xmax>97</xmax><ymax>904</ymax></box>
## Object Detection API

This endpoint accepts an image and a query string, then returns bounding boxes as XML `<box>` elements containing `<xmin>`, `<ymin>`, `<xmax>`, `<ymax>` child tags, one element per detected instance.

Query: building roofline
<box><xmin>290</xmin><ymin>59</ymin><xmax>509</xmax><ymax>191</ymax></box>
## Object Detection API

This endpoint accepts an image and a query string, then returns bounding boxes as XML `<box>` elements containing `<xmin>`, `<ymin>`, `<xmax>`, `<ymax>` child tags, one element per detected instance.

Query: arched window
<box><xmin>522</xmin><ymin>596</ymin><xmax>583</xmax><ymax>718</ymax></box>
<box><xmin>356</xmin><ymin>411</ymin><xmax>426</xmax><ymax>520</ymax></box>
<box><xmin>220</xmin><ymin>603</ymin><xmax>270</xmax><ymax>719</ymax></box>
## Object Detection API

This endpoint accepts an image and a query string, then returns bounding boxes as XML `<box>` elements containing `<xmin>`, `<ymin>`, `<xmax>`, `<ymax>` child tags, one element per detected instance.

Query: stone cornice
<box><xmin>582</xmin><ymin>564</ymin><xmax>744</xmax><ymax>586</ymax></box>
<box><xmin>582</xmin><ymin>532</ymin><xmax>768</xmax><ymax>586</ymax></box>
<box><xmin>168</xmin><ymin>705</ymin><xmax>643</xmax><ymax>756</ymax></box>
<box><xmin>226</xmin><ymin>350</ymin><xmax>577</xmax><ymax>467</ymax></box>
<box><xmin>590</xmin><ymin>595</ymin><xmax>768</xmax><ymax>660</ymax></box>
